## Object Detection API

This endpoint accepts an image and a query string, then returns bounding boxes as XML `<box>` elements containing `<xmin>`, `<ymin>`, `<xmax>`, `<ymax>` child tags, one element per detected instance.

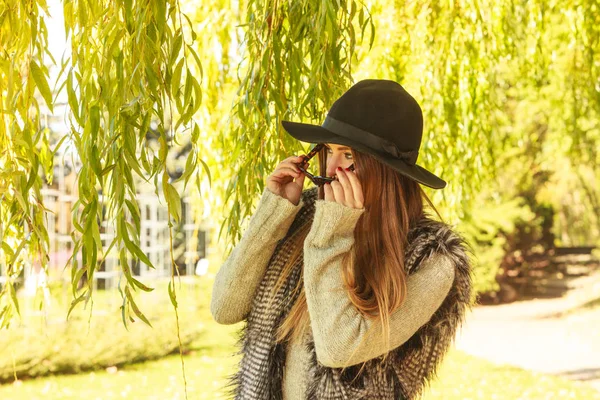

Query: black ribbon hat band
<box><xmin>321</xmin><ymin>116</ymin><xmax>419</xmax><ymax>165</ymax></box>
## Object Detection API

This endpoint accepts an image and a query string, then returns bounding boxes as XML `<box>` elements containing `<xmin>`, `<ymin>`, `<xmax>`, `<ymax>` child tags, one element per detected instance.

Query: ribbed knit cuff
<box><xmin>306</xmin><ymin>199</ymin><xmax>365</xmax><ymax>247</ymax></box>
<box><xmin>250</xmin><ymin>187</ymin><xmax>305</xmax><ymax>241</ymax></box>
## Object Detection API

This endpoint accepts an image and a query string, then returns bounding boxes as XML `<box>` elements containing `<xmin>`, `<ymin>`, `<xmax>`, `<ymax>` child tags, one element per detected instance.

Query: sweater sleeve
<box><xmin>303</xmin><ymin>200</ymin><xmax>455</xmax><ymax>368</ymax></box>
<box><xmin>210</xmin><ymin>187</ymin><xmax>305</xmax><ymax>325</ymax></box>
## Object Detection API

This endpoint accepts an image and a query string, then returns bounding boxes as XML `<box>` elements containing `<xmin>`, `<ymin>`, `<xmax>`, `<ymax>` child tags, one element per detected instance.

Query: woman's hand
<box><xmin>324</xmin><ymin>167</ymin><xmax>364</xmax><ymax>209</ymax></box>
<box><xmin>266</xmin><ymin>155</ymin><xmax>307</xmax><ymax>206</ymax></box>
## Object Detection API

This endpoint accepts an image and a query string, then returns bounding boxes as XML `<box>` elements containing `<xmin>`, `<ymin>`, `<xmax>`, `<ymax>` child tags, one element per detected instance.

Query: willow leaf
<box><xmin>164</xmin><ymin>182</ymin><xmax>181</xmax><ymax>223</ymax></box>
<box><xmin>125</xmin><ymin>286</ymin><xmax>152</xmax><ymax>327</ymax></box>
<box><xmin>30</xmin><ymin>60</ymin><xmax>53</xmax><ymax>112</ymax></box>
<box><xmin>168</xmin><ymin>280</ymin><xmax>178</xmax><ymax>308</ymax></box>
<box><xmin>66</xmin><ymin>293</ymin><xmax>86</xmax><ymax>320</ymax></box>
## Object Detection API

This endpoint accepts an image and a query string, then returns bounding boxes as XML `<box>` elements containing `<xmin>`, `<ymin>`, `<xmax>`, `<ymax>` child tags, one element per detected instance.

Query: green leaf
<box><xmin>176</xmin><ymin>151</ymin><xmax>196</xmax><ymax>191</ymax></box>
<box><xmin>8</xmin><ymin>282</ymin><xmax>20</xmax><ymax>317</ymax></box>
<box><xmin>51</xmin><ymin>134</ymin><xmax>69</xmax><ymax>158</ymax></box>
<box><xmin>192</xmin><ymin>74</ymin><xmax>202</xmax><ymax>113</ymax></box>
<box><xmin>121</xmin><ymin>219</ymin><xmax>155</xmax><ymax>269</ymax></box>
<box><xmin>101</xmin><ymin>164</ymin><xmax>116</xmax><ymax>176</ymax></box>
<box><xmin>183</xmin><ymin>72</ymin><xmax>193</xmax><ymax>108</ymax></box>
<box><xmin>126</xmin><ymin>237</ymin><xmax>154</xmax><ymax>270</ymax></box>
<box><xmin>145</xmin><ymin>64</ymin><xmax>159</xmax><ymax>94</ymax></box>
<box><xmin>73</xmin><ymin>266</ymin><xmax>87</xmax><ymax>297</ymax></box>
<box><xmin>0</xmin><ymin>306</ymin><xmax>11</xmax><ymax>329</ymax></box>
<box><xmin>168</xmin><ymin>280</ymin><xmax>178</xmax><ymax>308</ymax></box>
<box><xmin>120</xmin><ymin>249</ymin><xmax>154</xmax><ymax>292</ymax></box>
<box><xmin>125</xmin><ymin>286</ymin><xmax>152</xmax><ymax>327</ymax></box>
<box><xmin>90</xmin><ymin>105</ymin><xmax>100</xmax><ymax>137</ymax></box>
<box><xmin>123</xmin><ymin>143</ymin><xmax>147</xmax><ymax>181</ymax></box>
<box><xmin>191</xmin><ymin>124</ymin><xmax>199</xmax><ymax>143</ymax></box>
<box><xmin>198</xmin><ymin>157</ymin><xmax>212</xmax><ymax>189</ymax></box>
<box><xmin>66</xmin><ymin>72</ymin><xmax>81</xmax><ymax>125</ymax></box>
<box><xmin>8</xmin><ymin>234</ymin><xmax>28</xmax><ymax>267</ymax></box>
<box><xmin>132</xmin><ymin>277</ymin><xmax>154</xmax><ymax>292</ymax></box>
<box><xmin>30</xmin><ymin>60</ymin><xmax>54</xmax><ymax>112</ymax></box>
<box><xmin>78</xmin><ymin>0</ymin><xmax>88</xmax><ymax>27</ymax></box>
<box><xmin>25</xmin><ymin>165</ymin><xmax>37</xmax><ymax>193</ymax></box>
<box><xmin>164</xmin><ymin>182</ymin><xmax>182</xmax><ymax>222</ymax></box>
<box><xmin>171</xmin><ymin>58</ymin><xmax>184</xmax><ymax>96</ymax></box>
<box><xmin>182</xmin><ymin>13</ymin><xmax>197</xmax><ymax>41</ymax></box>
<box><xmin>90</xmin><ymin>145</ymin><xmax>102</xmax><ymax>180</ymax></box>
<box><xmin>125</xmin><ymin>199</ymin><xmax>141</xmax><ymax>233</ymax></box>
<box><xmin>67</xmin><ymin>293</ymin><xmax>86</xmax><ymax>320</ymax></box>
<box><xmin>155</xmin><ymin>0</ymin><xmax>167</xmax><ymax>36</ymax></box>
<box><xmin>123</xmin><ymin>0</ymin><xmax>133</xmax><ymax>33</ymax></box>
<box><xmin>119</xmin><ymin>287</ymin><xmax>129</xmax><ymax>331</ymax></box>
<box><xmin>1</xmin><ymin>242</ymin><xmax>15</xmax><ymax>260</ymax></box>
<box><xmin>186</xmin><ymin>44</ymin><xmax>203</xmax><ymax>80</ymax></box>
<box><xmin>170</xmin><ymin>34</ymin><xmax>183</xmax><ymax>66</ymax></box>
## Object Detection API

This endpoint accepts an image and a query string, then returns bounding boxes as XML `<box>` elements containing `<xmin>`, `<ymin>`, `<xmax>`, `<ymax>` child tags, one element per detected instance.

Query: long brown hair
<box><xmin>267</xmin><ymin>145</ymin><xmax>443</xmax><ymax>375</ymax></box>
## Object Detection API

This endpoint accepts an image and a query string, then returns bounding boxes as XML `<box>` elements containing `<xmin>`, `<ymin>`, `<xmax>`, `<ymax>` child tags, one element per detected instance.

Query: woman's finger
<box><xmin>334</xmin><ymin>168</ymin><xmax>355</xmax><ymax>206</ymax></box>
<box><xmin>329</xmin><ymin>181</ymin><xmax>346</xmax><ymax>205</ymax></box>
<box><xmin>324</xmin><ymin>182</ymin><xmax>334</xmax><ymax>201</ymax></box>
<box><xmin>294</xmin><ymin>171</ymin><xmax>306</xmax><ymax>186</ymax></box>
<box><xmin>284</xmin><ymin>155</ymin><xmax>307</xmax><ymax>162</ymax></box>
<box><xmin>274</xmin><ymin>156</ymin><xmax>306</xmax><ymax>175</ymax></box>
<box><xmin>282</xmin><ymin>155</ymin><xmax>308</xmax><ymax>168</ymax></box>
<box><xmin>276</xmin><ymin>162</ymin><xmax>301</xmax><ymax>173</ymax></box>
<box><xmin>272</xmin><ymin>167</ymin><xmax>301</xmax><ymax>179</ymax></box>
<box><xmin>344</xmin><ymin>169</ymin><xmax>364</xmax><ymax>208</ymax></box>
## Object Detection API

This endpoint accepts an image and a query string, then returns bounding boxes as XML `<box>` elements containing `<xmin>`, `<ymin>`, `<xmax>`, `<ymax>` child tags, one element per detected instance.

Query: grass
<box><xmin>0</xmin><ymin>256</ymin><xmax>243</xmax><ymax>400</ymax></box>
<box><xmin>426</xmin><ymin>349</ymin><xmax>600</xmax><ymax>400</ymax></box>
<box><xmin>0</xmin><ymin>325</ymin><xmax>242</xmax><ymax>400</ymax></box>
<box><xmin>1</xmin><ymin>248</ymin><xmax>599</xmax><ymax>399</ymax></box>
<box><xmin>1</xmin><ymin>343</ymin><xmax>598</xmax><ymax>400</ymax></box>
<box><xmin>0</xmin><ymin>273</ymin><xmax>211</xmax><ymax>382</ymax></box>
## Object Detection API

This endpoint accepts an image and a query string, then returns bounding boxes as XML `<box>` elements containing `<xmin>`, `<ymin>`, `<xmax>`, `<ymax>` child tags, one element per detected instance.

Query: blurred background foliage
<box><xmin>1</xmin><ymin>0</ymin><xmax>599</xmax><ymax>327</ymax></box>
<box><xmin>0</xmin><ymin>278</ymin><xmax>211</xmax><ymax>383</ymax></box>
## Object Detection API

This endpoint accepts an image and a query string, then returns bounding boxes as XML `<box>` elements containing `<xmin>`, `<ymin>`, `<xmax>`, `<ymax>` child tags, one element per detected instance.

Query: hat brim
<box><xmin>281</xmin><ymin>120</ymin><xmax>447</xmax><ymax>190</ymax></box>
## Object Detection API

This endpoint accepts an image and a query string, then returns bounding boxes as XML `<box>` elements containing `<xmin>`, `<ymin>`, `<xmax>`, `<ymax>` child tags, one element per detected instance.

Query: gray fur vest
<box><xmin>224</xmin><ymin>187</ymin><xmax>474</xmax><ymax>399</ymax></box>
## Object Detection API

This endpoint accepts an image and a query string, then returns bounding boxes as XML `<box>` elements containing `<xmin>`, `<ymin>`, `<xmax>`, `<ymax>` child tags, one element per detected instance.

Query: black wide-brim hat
<box><xmin>281</xmin><ymin>79</ymin><xmax>446</xmax><ymax>189</ymax></box>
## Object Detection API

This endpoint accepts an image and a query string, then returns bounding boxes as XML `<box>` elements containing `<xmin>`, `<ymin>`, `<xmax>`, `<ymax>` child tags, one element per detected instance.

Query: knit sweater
<box><xmin>211</xmin><ymin>187</ymin><xmax>455</xmax><ymax>399</ymax></box>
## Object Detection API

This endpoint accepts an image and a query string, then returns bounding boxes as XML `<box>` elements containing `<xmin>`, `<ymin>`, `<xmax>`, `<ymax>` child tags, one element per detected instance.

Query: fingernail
<box><xmin>345</xmin><ymin>167</ymin><xmax>351</xmax><ymax>171</ymax></box>
<box><xmin>337</xmin><ymin>167</ymin><xmax>342</xmax><ymax>171</ymax></box>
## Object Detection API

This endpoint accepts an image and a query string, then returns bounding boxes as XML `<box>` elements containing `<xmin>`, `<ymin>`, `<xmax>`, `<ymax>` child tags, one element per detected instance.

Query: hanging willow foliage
<box><xmin>1</xmin><ymin>1</ymin><xmax>203</xmax><ymax>389</ymax></box>
<box><xmin>0</xmin><ymin>0</ymin><xmax>54</xmax><ymax>328</ymax></box>
<box><xmin>2</xmin><ymin>0</ymin><xmax>206</xmax><ymax>394</ymax></box>
<box><xmin>58</xmin><ymin>0</ymin><xmax>207</xmax><ymax>328</ymax></box>
<box><xmin>348</xmin><ymin>0</ymin><xmax>512</xmax><ymax>222</ymax></box>
<box><xmin>566</xmin><ymin>0</ymin><xmax>600</xmax><ymax>164</ymax></box>
<box><xmin>217</xmin><ymin>0</ymin><xmax>374</xmax><ymax>251</ymax></box>
<box><xmin>352</xmin><ymin>0</ymin><xmax>599</xmax><ymax>224</ymax></box>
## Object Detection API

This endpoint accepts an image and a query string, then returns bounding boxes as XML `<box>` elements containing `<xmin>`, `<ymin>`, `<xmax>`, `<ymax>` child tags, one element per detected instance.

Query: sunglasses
<box><xmin>297</xmin><ymin>143</ymin><xmax>355</xmax><ymax>186</ymax></box>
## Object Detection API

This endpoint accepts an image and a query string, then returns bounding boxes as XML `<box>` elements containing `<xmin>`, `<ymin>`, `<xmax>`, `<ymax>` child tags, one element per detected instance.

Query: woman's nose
<box><xmin>327</xmin><ymin>163</ymin><xmax>342</xmax><ymax>177</ymax></box>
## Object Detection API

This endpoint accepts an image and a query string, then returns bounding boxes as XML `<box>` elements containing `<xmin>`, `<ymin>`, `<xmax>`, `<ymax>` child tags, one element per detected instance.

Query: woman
<box><xmin>211</xmin><ymin>79</ymin><xmax>474</xmax><ymax>400</ymax></box>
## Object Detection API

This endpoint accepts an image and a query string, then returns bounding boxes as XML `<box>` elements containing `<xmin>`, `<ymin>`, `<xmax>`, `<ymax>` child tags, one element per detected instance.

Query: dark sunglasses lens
<box><xmin>298</xmin><ymin>144</ymin><xmax>336</xmax><ymax>187</ymax></box>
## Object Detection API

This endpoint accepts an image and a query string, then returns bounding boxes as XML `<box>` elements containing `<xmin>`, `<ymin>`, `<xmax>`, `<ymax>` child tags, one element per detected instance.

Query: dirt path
<box><xmin>454</xmin><ymin>270</ymin><xmax>600</xmax><ymax>392</ymax></box>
